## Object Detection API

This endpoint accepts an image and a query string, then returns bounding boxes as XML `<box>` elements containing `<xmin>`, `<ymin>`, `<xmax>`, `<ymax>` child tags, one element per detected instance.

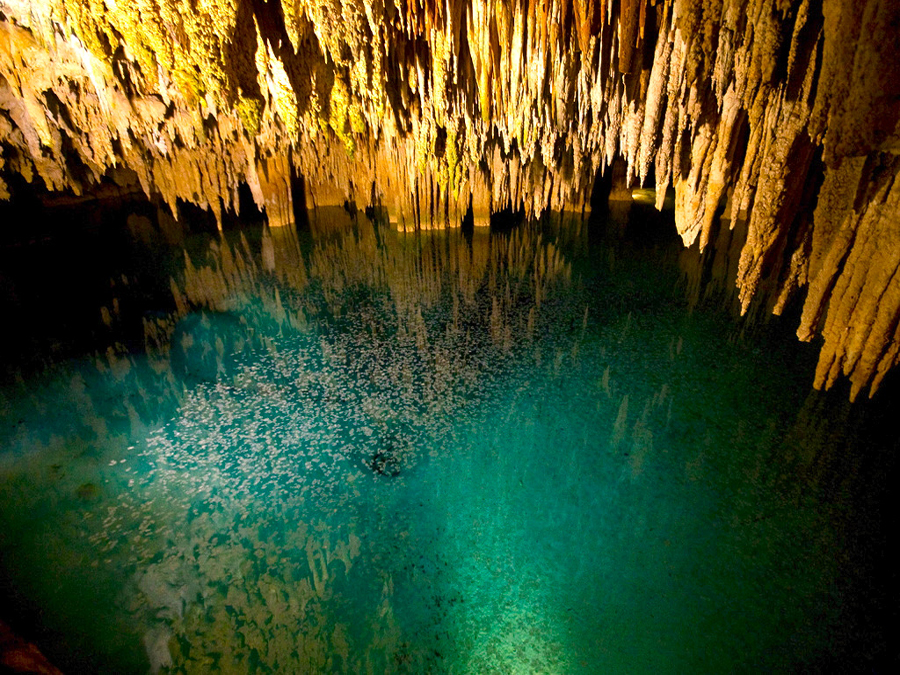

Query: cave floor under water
<box><xmin>0</xmin><ymin>206</ymin><xmax>897</xmax><ymax>673</ymax></box>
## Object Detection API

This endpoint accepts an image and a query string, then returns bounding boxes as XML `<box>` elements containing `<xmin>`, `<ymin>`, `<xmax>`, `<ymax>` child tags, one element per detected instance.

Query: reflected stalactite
<box><xmin>679</xmin><ymin>208</ymin><xmax>750</xmax><ymax>318</ymax></box>
<box><xmin>165</xmin><ymin>210</ymin><xmax>572</xmax><ymax>355</ymax></box>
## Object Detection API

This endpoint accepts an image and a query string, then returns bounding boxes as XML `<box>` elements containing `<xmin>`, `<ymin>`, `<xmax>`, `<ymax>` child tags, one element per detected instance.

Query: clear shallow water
<box><xmin>0</xmin><ymin>208</ymin><xmax>897</xmax><ymax>673</ymax></box>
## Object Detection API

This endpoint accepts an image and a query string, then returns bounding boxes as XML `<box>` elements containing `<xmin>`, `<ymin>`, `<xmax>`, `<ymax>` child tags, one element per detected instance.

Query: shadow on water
<box><xmin>0</xmin><ymin>198</ymin><xmax>898</xmax><ymax>673</ymax></box>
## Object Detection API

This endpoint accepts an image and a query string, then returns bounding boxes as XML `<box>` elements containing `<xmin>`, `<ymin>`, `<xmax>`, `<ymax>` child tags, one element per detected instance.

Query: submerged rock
<box><xmin>0</xmin><ymin>619</ymin><xmax>63</xmax><ymax>675</ymax></box>
<box><xmin>142</xmin><ymin>625</ymin><xmax>173</xmax><ymax>675</ymax></box>
<box><xmin>75</xmin><ymin>482</ymin><xmax>100</xmax><ymax>502</ymax></box>
<box><xmin>367</xmin><ymin>432</ymin><xmax>406</xmax><ymax>477</ymax></box>
<box><xmin>369</xmin><ymin>450</ymin><xmax>401</xmax><ymax>477</ymax></box>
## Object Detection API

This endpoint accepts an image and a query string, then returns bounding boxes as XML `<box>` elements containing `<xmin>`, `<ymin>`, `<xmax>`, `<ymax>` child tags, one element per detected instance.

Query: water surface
<box><xmin>0</xmin><ymin>206</ymin><xmax>896</xmax><ymax>673</ymax></box>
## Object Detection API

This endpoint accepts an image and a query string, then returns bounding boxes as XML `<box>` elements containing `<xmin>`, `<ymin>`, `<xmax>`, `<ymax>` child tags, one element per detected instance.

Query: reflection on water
<box><xmin>0</xmin><ymin>207</ymin><xmax>897</xmax><ymax>673</ymax></box>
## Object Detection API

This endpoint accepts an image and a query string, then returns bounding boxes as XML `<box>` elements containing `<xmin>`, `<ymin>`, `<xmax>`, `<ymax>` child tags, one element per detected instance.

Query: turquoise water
<box><xmin>0</xmin><ymin>207</ymin><xmax>896</xmax><ymax>673</ymax></box>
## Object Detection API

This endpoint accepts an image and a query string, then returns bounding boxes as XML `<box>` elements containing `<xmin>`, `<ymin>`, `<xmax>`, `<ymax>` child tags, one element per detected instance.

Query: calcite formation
<box><xmin>0</xmin><ymin>0</ymin><xmax>899</xmax><ymax>399</ymax></box>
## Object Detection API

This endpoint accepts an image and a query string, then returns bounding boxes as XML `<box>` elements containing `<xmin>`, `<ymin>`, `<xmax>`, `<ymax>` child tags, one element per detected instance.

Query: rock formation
<box><xmin>0</xmin><ymin>619</ymin><xmax>63</xmax><ymax>675</ymax></box>
<box><xmin>0</xmin><ymin>0</ymin><xmax>898</xmax><ymax>399</ymax></box>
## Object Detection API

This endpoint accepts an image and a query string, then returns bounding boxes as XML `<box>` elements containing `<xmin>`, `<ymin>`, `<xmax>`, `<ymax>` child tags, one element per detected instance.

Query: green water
<box><xmin>0</xmin><ymin>207</ymin><xmax>896</xmax><ymax>673</ymax></box>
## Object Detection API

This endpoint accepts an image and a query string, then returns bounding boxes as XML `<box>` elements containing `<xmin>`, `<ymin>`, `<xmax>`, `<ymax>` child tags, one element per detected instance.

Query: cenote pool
<box><xmin>0</xmin><ymin>204</ymin><xmax>897</xmax><ymax>673</ymax></box>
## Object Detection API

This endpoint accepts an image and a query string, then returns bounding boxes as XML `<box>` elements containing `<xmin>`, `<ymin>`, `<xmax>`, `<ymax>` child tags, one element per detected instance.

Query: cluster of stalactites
<box><xmin>1</xmin><ymin>0</ymin><xmax>899</xmax><ymax>399</ymax></box>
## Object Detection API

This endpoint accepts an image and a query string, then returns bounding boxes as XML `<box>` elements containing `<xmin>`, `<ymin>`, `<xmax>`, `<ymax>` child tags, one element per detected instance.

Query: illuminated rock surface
<box><xmin>0</xmin><ymin>0</ymin><xmax>898</xmax><ymax>396</ymax></box>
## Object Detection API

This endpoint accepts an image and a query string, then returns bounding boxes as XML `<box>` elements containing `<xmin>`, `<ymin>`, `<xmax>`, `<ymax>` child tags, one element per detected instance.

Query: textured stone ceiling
<box><xmin>0</xmin><ymin>0</ymin><xmax>899</xmax><ymax>399</ymax></box>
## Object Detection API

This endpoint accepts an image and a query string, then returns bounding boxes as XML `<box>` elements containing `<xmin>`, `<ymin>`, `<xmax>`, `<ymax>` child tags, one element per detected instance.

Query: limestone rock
<box><xmin>0</xmin><ymin>0</ymin><xmax>898</xmax><ymax>397</ymax></box>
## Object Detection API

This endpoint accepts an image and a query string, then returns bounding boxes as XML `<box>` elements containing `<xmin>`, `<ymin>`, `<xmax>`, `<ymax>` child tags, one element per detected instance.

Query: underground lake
<box><xmin>0</xmin><ymin>200</ymin><xmax>897</xmax><ymax>674</ymax></box>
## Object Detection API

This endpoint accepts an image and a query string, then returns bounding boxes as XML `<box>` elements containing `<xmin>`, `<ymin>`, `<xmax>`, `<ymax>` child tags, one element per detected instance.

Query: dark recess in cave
<box><xmin>0</xmin><ymin>175</ymin><xmax>266</xmax><ymax>380</ymax></box>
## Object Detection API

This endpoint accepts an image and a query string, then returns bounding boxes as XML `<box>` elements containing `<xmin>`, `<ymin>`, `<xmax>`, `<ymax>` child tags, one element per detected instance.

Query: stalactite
<box><xmin>0</xmin><ymin>0</ymin><xmax>899</xmax><ymax>397</ymax></box>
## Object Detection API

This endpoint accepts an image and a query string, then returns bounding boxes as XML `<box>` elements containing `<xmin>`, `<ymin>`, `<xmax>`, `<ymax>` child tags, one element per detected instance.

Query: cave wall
<box><xmin>0</xmin><ymin>0</ymin><xmax>899</xmax><ymax>399</ymax></box>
